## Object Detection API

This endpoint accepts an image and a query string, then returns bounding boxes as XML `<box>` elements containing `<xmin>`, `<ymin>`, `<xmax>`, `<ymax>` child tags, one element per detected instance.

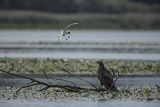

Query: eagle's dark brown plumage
<box><xmin>97</xmin><ymin>61</ymin><xmax>117</xmax><ymax>91</ymax></box>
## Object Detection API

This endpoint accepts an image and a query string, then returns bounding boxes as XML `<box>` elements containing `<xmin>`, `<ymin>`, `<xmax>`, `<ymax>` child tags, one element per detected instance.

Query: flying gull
<box><xmin>58</xmin><ymin>23</ymin><xmax>78</xmax><ymax>41</ymax></box>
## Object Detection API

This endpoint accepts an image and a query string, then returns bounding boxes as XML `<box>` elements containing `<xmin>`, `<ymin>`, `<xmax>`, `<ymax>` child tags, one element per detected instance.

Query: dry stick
<box><xmin>111</xmin><ymin>69</ymin><xmax>116</xmax><ymax>78</ymax></box>
<box><xmin>109</xmin><ymin>71</ymin><xmax>119</xmax><ymax>90</ymax></box>
<box><xmin>17</xmin><ymin>82</ymin><xmax>39</xmax><ymax>92</ymax></box>
<box><xmin>50</xmin><ymin>77</ymin><xmax>77</xmax><ymax>87</ymax></box>
<box><xmin>0</xmin><ymin>69</ymin><xmax>105</xmax><ymax>92</ymax></box>
<box><xmin>42</xmin><ymin>71</ymin><xmax>77</xmax><ymax>86</ymax></box>
<box><xmin>53</xmin><ymin>63</ymin><xmax>97</xmax><ymax>89</ymax></box>
<box><xmin>0</xmin><ymin>69</ymin><xmax>75</xmax><ymax>91</ymax></box>
<box><xmin>0</xmin><ymin>69</ymin><xmax>50</xmax><ymax>86</ymax></box>
<box><xmin>155</xmin><ymin>85</ymin><xmax>160</xmax><ymax>93</ymax></box>
<box><xmin>42</xmin><ymin>71</ymin><xmax>51</xmax><ymax>84</ymax></box>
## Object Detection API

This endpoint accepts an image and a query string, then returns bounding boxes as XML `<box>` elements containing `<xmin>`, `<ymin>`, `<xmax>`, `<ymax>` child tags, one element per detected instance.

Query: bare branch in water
<box><xmin>42</xmin><ymin>71</ymin><xmax>51</xmax><ymax>84</ymax></box>
<box><xmin>42</xmin><ymin>71</ymin><xmax>77</xmax><ymax>86</ymax></box>
<box><xmin>0</xmin><ymin>69</ymin><xmax>107</xmax><ymax>92</ymax></box>
<box><xmin>52</xmin><ymin>63</ymin><xmax>97</xmax><ymax>89</ymax></box>
<box><xmin>50</xmin><ymin>77</ymin><xmax>77</xmax><ymax>87</ymax></box>
<box><xmin>109</xmin><ymin>70</ymin><xmax>119</xmax><ymax>90</ymax></box>
<box><xmin>17</xmin><ymin>82</ymin><xmax>39</xmax><ymax>92</ymax></box>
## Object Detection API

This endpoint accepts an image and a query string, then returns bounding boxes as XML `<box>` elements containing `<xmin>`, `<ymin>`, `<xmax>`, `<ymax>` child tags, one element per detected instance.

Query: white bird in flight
<box><xmin>58</xmin><ymin>23</ymin><xmax>78</xmax><ymax>41</ymax></box>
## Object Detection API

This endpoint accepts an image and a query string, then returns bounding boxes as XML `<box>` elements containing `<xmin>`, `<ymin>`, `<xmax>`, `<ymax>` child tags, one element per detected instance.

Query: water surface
<box><xmin>0</xmin><ymin>30</ymin><xmax>160</xmax><ymax>42</ymax></box>
<box><xmin>0</xmin><ymin>30</ymin><xmax>160</xmax><ymax>60</ymax></box>
<box><xmin>0</xmin><ymin>100</ymin><xmax>159</xmax><ymax>107</ymax></box>
<box><xmin>1</xmin><ymin>76</ymin><xmax>159</xmax><ymax>88</ymax></box>
<box><xmin>0</xmin><ymin>52</ymin><xmax>160</xmax><ymax>60</ymax></box>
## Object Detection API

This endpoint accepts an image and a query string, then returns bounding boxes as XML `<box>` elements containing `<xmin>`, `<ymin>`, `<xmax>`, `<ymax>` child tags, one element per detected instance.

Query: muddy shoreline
<box><xmin>0</xmin><ymin>86</ymin><xmax>160</xmax><ymax>101</ymax></box>
<box><xmin>0</xmin><ymin>58</ymin><xmax>160</xmax><ymax>101</ymax></box>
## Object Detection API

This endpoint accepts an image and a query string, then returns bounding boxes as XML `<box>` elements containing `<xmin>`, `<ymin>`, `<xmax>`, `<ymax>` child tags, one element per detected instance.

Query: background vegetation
<box><xmin>0</xmin><ymin>58</ymin><xmax>160</xmax><ymax>75</ymax></box>
<box><xmin>0</xmin><ymin>0</ymin><xmax>160</xmax><ymax>29</ymax></box>
<box><xmin>0</xmin><ymin>0</ymin><xmax>160</xmax><ymax>13</ymax></box>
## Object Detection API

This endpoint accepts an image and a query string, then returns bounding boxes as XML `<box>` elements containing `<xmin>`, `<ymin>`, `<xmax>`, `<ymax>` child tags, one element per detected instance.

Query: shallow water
<box><xmin>0</xmin><ymin>52</ymin><xmax>160</xmax><ymax>60</ymax></box>
<box><xmin>0</xmin><ymin>30</ymin><xmax>160</xmax><ymax>42</ymax></box>
<box><xmin>0</xmin><ymin>30</ymin><xmax>160</xmax><ymax>60</ymax></box>
<box><xmin>0</xmin><ymin>76</ymin><xmax>160</xmax><ymax>88</ymax></box>
<box><xmin>0</xmin><ymin>100</ymin><xmax>159</xmax><ymax>107</ymax></box>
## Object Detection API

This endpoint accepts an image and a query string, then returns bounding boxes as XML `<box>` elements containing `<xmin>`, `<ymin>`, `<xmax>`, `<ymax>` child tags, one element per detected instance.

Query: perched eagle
<box><xmin>97</xmin><ymin>61</ymin><xmax>117</xmax><ymax>91</ymax></box>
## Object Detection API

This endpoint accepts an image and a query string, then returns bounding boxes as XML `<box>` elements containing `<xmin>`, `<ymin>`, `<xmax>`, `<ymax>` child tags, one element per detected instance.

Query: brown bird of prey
<box><xmin>97</xmin><ymin>61</ymin><xmax>117</xmax><ymax>91</ymax></box>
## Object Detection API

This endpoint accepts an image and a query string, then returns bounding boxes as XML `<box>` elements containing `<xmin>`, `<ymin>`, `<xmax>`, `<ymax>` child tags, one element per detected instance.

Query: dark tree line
<box><xmin>129</xmin><ymin>0</ymin><xmax>160</xmax><ymax>4</ymax></box>
<box><xmin>0</xmin><ymin>0</ymin><xmax>78</xmax><ymax>13</ymax></box>
<box><xmin>0</xmin><ymin>0</ymin><xmax>159</xmax><ymax>13</ymax></box>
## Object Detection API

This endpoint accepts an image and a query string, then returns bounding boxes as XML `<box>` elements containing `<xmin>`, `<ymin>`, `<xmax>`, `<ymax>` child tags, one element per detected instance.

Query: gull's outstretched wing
<box><xmin>63</xmin><ymin>23</ymin><xmax>78</xmax><ymax>31</ymax></box>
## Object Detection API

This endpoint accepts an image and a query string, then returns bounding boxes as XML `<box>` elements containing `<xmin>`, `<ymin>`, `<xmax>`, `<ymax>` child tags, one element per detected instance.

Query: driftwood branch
<box><xmin>50</xmin><ymin>77</ymin><xmax>77</xmax><ymax>87</ymax></box>
<box><xmin>17</xmin><ymin>82</ymin><xmax>39</xmax><ymax>92</ymax></box>
<box><xmin>42</xmin><ymin>71</ymin><xmax>51</xmax><ymax>84</ymax></box>
<box><xmin>42</xmin><ymin>71</ymin><xmax>77</xmax><ymax>86</ymax></box>
<box><xmin>109</xmin><ymin>70</ymin><xmax>119</xmax><ymax>90</ymax></box>
<box><xmin>52</xmin><ymin>63</ymin><xmax>97</xmax><ymax>89</ymax></box>
<box><xmin>0</xmin><ymin>69</ymin><xmax>107</xmax><ymax>92</ymax></box>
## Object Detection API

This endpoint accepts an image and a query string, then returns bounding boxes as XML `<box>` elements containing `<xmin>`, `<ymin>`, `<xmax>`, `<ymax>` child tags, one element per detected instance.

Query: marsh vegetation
<box><xmin>0</xmin><ymin>58</ymin><xmax>160</xmax><ymax>75</ymax></box>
